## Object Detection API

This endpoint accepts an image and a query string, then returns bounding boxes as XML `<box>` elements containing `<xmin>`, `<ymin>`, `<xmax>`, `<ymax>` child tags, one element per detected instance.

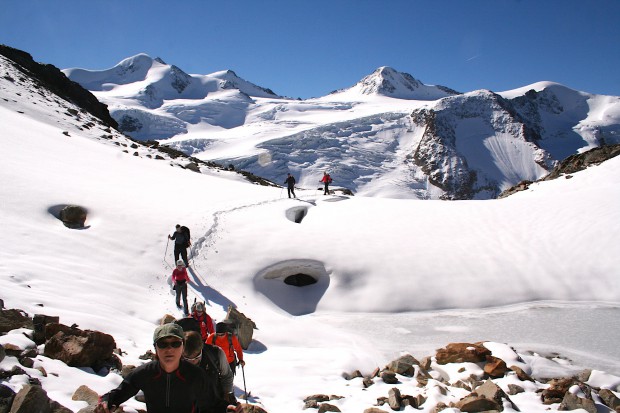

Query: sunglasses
<box><xmin>183</xmin><ymin>351</ymin><xmax>202</xmax><ymax>362</ymax></box>
<box><xmin>156</xmin><ymin>340</ymin><xmax>183</xmax><ymax>349</ymax></box>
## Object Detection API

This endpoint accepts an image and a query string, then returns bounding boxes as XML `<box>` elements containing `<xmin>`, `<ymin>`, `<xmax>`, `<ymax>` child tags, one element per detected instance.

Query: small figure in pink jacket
<box><xmin>172</xmin><ymin>260</ymin><xmax>190</xmax><ymax>316</ymax></box>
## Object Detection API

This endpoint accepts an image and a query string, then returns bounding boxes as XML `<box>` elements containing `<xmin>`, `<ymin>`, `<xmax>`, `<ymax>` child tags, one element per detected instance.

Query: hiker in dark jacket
<box><xmin>95</xmin><ymin>324</ymin><xmax>210</xmax><ymax>413</ymax></box>
<box><xmin>184</xmin><ymin>331</ymin><xmax>236</xmax><ymax>413</ymax></box>
<box><xmin>169</xmin><ymin>224</ymin><xmax>190</xmax><ymax>267</ymax></box>
<box><xmin>284</xmin><ymin>173</ymin><xmax>296</xmax><ymax>198</ymax></box>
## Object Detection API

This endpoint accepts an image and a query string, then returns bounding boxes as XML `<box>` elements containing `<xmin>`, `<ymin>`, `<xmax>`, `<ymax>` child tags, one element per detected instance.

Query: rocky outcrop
<box><xmin>499</xmin><ymin>143</ymin><xmax>620</xmax><ymax>198</ymax></box>
<box><xmin>0</xmin><ymin>44</ymin><xmax>118</xmax><ymax>129</ymax></box>
<box><xmin>225</xmin><ymin>305</ymin><xmax>257</xmax><ymax>350</ymax></box>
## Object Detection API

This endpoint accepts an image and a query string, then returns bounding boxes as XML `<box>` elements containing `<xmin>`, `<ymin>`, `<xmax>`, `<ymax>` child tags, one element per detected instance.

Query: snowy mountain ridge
<box><xmin>63</xmin><ymin>53</ymin><xmax>620</xmax><ymax>200</ymax></box>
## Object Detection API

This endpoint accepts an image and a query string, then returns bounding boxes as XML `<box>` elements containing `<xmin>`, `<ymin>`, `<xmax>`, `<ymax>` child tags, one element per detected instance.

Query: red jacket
<box><xmin>320</xmin><ymin>174</ymin><xmax>332</xmax><ymax>183</ymax></box>
<box><xmin>192</xmin><ymin>311</ymin><xmax>214</xmax><ymax>341</ymax></box>
<box><xmin>206</xmin><ymin>332</ymin><xmax>243</xmax><ymax>364</ymax></box>
<box><xmin>172</xmin><ymin>268</ymin><xmax>189</xmax><ymax>284</ymax></box>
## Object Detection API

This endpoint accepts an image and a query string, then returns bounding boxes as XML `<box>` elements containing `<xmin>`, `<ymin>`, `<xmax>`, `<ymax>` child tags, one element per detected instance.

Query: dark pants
<box><xmin>323</xmin><ymin>183</ymin><xmax>329</xmax><ymax>195</ymax></box>
<box><xmin>287</xmin><ymin>187</ymin><xmax>296</xmax><ymax>198</ymax></box>
<box><xmin>174</xmin><ymin>244</ymin><xmax>189</xmax><ymax>267</ymax></box>
<box><xmin>175</xmin><ymin>281</ymin><xmax>188</xmax><ymax>315</ymax></box>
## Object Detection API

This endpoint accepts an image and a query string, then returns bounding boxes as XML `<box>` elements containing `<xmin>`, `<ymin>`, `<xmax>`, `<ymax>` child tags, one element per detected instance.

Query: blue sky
<box><xmin>2</xmin><ymin>0</ymin><xmax>619</xmax><ymax>99</ymax></box>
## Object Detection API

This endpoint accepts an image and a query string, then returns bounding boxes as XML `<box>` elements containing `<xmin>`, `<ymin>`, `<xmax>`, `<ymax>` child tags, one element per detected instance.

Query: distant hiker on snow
<box><xmin>320</xmin><ymin>171</ymin><xmax>332</xmax><ymax>195</ymax></box>
<box><xmin>192</xmin><ymin>301</ymin><xmax>215</xmax><ymax>341</ymax></box>
<box><xmin>95</xmin><ymin>323</ymin><xmax>210</xmax><ymax>413</ymax></box>
<box><xmin>284</xmin><ymin>173</ymin><xmax>296</xmax><ymax>198</ymax></box>
<box><xmin>207</xmin><ymin>322</ymin><xmax>245</xmax><ymax>375</ymax></box>
<box><xmin>184</xmin><ymin>330</ymin><xmax>237</xmax><ymax>413</ymax></box>
<box><xmin>169</xmin><ymin>224</ymin><xmax>191</xmax><ymax>267</ymax></box>
<box><xmin>172</xmin><ymin>260</ymin><xmax>190</xmax><ymax>316</ymax></box>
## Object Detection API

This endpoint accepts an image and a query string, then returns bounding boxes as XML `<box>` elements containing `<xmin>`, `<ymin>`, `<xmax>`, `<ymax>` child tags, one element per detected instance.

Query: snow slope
<box><xmin>2</xmin><ymin>53</ymin><xmax>620</xmax><ymax>412</ymax></box>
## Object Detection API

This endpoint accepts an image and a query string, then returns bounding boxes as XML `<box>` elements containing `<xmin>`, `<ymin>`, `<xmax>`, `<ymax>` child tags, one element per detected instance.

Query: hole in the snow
<box><xmin>285</xmin><ymin>206</ymin><xmax>308</xmax><ymax>223</ymax></box>
<box><xmin>254</xmin><ymin>259</ymin><xmax>330</xmax><ymax>315</ymax></box>
<box><xmin>284</xmin><ymin>273</ymin><xmax>317</xmax><ymax>287</ymax></box>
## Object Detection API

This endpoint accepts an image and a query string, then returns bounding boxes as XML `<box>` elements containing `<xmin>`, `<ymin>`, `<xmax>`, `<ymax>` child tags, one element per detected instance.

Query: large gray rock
<box><xmin>8</xmin><ymin>384</ymin><xmax>58</xmax><ymax>413</ymax></box>
<box><xmin>388</xmin><ymin>388</ymin><xmax>402</xmax><ymax>410</ymax></box>
<box><xmin>558</xmin><ymin>392</ymin><xmax>596</xmax><ymax>413</ymax></box>
<box><xmin>225</xmin><ymin>306</ymin><xmax>257</xmax><ymax>350</ymax></box>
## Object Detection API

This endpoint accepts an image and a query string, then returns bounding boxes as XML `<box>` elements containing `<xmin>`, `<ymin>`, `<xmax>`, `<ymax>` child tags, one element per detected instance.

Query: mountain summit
<box><xmin>334</xmin><ymin>66</ymin><xmax>460</xmax><ymax>100</ymax></box>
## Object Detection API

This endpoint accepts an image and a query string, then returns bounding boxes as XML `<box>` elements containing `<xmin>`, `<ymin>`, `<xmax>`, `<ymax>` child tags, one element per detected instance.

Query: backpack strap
<box><xmin>202</xmin><ymin>345</ymin><xmax>222</xmax><ymax>377</ymax></box>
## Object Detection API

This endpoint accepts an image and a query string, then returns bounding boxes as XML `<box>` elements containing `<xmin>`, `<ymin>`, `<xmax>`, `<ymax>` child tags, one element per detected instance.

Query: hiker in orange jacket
<box><xmin>206</xmin><ymin>322</ymin><xmax>245</xmax><ymax>375</ymax></box>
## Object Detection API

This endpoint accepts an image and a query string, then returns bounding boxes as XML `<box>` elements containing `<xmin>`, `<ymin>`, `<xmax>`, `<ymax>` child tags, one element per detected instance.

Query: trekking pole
<box><xmin>279</xmin><ymin>187</ymin><xmax>283</xmax><ymax>198</ymax></box>
<box><xmin>241</xmin><ymin>363</ymin><xmax>248</xmax><ymax>404</ymax></box>
<box><xmin>164</xmin><ymin>237</ymin><xmax>170</xmax><ymax>260</ymax></box>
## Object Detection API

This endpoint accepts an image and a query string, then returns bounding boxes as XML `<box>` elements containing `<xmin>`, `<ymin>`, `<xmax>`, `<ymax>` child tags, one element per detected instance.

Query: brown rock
<box><xmin>43</xmin><ymin>324</ymin><xmax>116</xmax><ymax>369</ymax></box>
<box><xmin>318</xmin><ymin>404</ymin><xmax>341</xmax><ymax>413</ymax></box>
<box><xmin>388</xmin><ymin>388</ymin><xmax>402</xmax><ymax>410</ymax></box>
<box><xmin>72</xmin><ymin>385</ymin><xmax>99</xmax><ymax>405</ymax></box>
<box><xmin>435</xmin><ymin>342</ymin><xmax>491</xmax><ymax>365</ymax></box>
<box><xmin>9</xmin><ymin>384</ymin><xmax>53</xmax><ymax>413</ymax></box>
<box><xmin>510</xmin><ymin>365</ymin><xmax>534</xmax><ymax>382</ymax></box>
<box><xmin>0</xmin><ymin>308</ymin><xmax>33</xmax><ymax>333</ymax></box>
<box><xmin>363</xmin><ymin>409</ymin><xmax>388</xmax><ymax>413</ymax></box>
<box><xmin>455</xmin><ymin>395</ymin><xmax>501</xmax><ymax>412</ymax></box>
<box><xmin>599</xmin><ymin>389</ymin><xmax>620</xmax><ymax>412</ymax></box>
<box><xmin>484</xmin><ymin>356</ymin><xmax>508</xmax><ymax>378</ymax></box>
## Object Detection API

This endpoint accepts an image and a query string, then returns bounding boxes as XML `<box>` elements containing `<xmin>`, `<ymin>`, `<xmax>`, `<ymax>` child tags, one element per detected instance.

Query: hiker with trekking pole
<box><xmin>169</xmin><ymin>224</ymin><xmax>191</xmax><ymax>268</ymax></box>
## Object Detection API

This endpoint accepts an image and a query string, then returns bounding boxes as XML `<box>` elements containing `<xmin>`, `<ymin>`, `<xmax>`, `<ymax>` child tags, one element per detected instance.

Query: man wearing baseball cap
<box><xmin>95</xmin><ymin>323</ymin><xmax>211</xmax><ymax>413</ymax></box>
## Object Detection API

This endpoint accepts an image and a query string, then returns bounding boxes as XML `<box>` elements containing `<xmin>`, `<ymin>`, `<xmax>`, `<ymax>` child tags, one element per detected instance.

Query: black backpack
<box><xmin>180</xmin><ymin>226</ymin><xmax>191</xmax><ymax>247</ymax></box>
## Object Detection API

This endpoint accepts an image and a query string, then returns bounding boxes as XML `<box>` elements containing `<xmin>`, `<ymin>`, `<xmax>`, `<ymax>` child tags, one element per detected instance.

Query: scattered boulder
<box><xmin>454</xmin><ymin>394</ymin><xmax>501</xmax><ymax>412</ymax></box>
<box><xmin>386</xmin><ymin>354</ymin><xmax>419</xmax><ymax>377</ymax></box>
<box><xmin>225</xmin><ymin>305</ymin><xmax>257</xmax><ymax>350</ymax></box>
<box><xmin>435</xmin><ymin>342</ymin><xmax>491</xmax><ymax>365</ymax></box>
<box><xmin>8</xmin><ymin>384</ymin><xmax>70</xmax><ymax>413</ymax></box>
<box><xmin>0</xmin><ymin>345</ymin><xmax>4</xmax><ymax>364</ymax></box>
<box><xmin>388</xmin><ymin>388</ymin><xmax>402</xmax><ymax>410</ymax></box>
<box><xmin>507</xmin><ymin>384</ymin><xmax>525</xmax><ymax>395</ymax></box>
<box><xmin>599</xmin><ymin>389</ymin><xmax>620</xmax><ymax>412</ymax></box>
<box><xmin>510</xmin><ymin>365</ymin><xmax>534</xmax><ymax>382</ymax></box>
<box><xmin>43</xmin><ymin>323</ymin><xmax>118</xmax><ymax>370</ymax></box>
<box><xmin>474</xmin><ymin>379</ymin><xmax>518</xmax><ymax>411</ymax></box>
<box><xmin>71</xmin><ymin>385</ymin><xmax>99</xmax><ymax>406</ymax></box>
<box><xmin>0</xmin><ymin>308</ymin><xmax>33</xmax><ymax>333</ymax></box>
<box><xmin>342</xmin><ymin>370</ymin><xmax>363</xmax><ymax>380</ymax></box>
<box><xmin>363</xmin><ymin>409</ymin><xmax>388</xmax><ymax>413</ymax></box>
<box><xmin>558</xmin><ymin>392</ymin><xmax>596</xmax><ymax>413</ymax></box>
<box><xmin>381</xmin><ymin>371</ymin><xmax>398</xmax><ymax>384</ymax></box>
<box><xmin>318</xmin><ymin>404</ymin><xmax>340</xmax><ymax>413</ymax></box>
<box><xmin>236</xmin><ymin>404</ymin><xmax>269</xmax><ymax>413</ymax></box>
<box><xmin>484</xmin><ymin>356</ymin><xmax>508</xmax><ymax>378</ymax></box>
<box><xmin>0</xmin><ymin>384</ymin><xmax>16</xmax><ymax>413</ymax></box>
<box><xmin>33</xmin><ymin>314</ymin><xmax>60</xmax><ymax>345</ymax></box>
<box><xmin>59</xmin><ymin>205</ymin><xmax>88</xmax><ymax>229</ymax></box>
<box><xmin>541</xmin><ymin>377</ymin><xmax>575</xmax><ymax>404</ymax></box>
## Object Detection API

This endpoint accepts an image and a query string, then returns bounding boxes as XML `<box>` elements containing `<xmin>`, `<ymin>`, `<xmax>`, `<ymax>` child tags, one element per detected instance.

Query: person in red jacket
<box><xmin>207</xmin><ymin>322</ymin><xmax>245</xmax><ymax>375</ymax></box>
<box><xmin>191</xmin><ymin>301</ymin><xmax>214</xmax><ymax>341</ymax></box>
<box><xmin>172</xmin><ymin>260</ymin><xmax>190</xmax><ymax>316</ymax></box>
<box><xmin>320</xmin><ymin>171</ymin><xmax>332</xmax><ymax>195</ymax></box>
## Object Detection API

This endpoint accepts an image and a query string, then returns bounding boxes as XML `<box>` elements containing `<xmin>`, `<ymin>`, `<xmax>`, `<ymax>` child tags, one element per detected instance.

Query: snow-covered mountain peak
<box><xmin>335</xmin><ymin>66</ymin><xmax>460</xmax><ymax>100</ymax></box>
